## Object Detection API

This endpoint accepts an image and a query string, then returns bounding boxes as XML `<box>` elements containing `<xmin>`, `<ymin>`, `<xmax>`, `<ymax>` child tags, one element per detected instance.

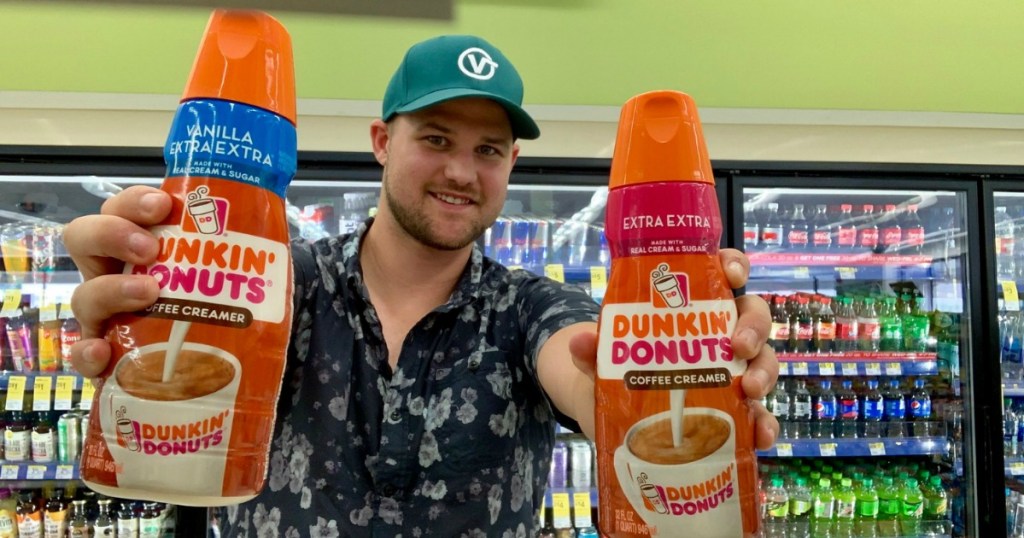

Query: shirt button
<box><xmin>389</xmin><ymin>410</ymin><xmax>401</xmax><ymax>422</ymax></box>
<box><xmin>381</xmin><ymin>485</ymin><xmax>397</xmax><ymax>497</ymax></box>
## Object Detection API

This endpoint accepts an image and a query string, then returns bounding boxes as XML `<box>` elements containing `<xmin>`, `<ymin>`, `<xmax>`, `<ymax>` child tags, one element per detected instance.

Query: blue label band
<box><xmin>164</xmin><ymin>99</ymin><xmax>297</xmax><ymax>198</ymax></box>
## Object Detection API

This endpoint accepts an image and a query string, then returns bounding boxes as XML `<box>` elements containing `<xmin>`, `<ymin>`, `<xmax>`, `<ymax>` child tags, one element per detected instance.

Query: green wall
<box><xmin>2</xmin><ymin>0</ymin><xmax>1022</xmax><ymax>113</ymax></box>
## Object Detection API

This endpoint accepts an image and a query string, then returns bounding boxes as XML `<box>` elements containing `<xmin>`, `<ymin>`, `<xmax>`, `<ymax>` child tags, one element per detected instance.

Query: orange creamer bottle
<box><xmin>81</xmin><ymin>10</ymin><xmax>296</xmax><ymax>506</ymax></box>
<box><xmin>595</xmin><ymin>91</ymin><xmax>759</xmax><ymax>537</ymax></box>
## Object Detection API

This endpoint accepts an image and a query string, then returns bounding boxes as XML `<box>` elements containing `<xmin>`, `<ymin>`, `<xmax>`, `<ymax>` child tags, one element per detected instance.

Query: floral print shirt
<box><xmin>217</xmin><ymin>220</ymin><xmax>600</xmax><ymax>537</ymax></box>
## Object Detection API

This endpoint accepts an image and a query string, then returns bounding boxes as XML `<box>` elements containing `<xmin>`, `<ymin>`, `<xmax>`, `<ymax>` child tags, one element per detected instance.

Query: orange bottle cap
<box><xmin>182</xmin><ymin>10</ymin><xmax>296</xmax><ymax>125</ymax></box>
<box><xmin>608</xmin><ymin>90</ymin><xmax>714</xmax><ymax>189</ymax></box>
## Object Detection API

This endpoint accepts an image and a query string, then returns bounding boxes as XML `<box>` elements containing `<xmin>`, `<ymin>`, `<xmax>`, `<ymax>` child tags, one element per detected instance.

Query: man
<box><xmin>64</xmin><ymin>35</ymin><xmax>778</xmax><ymax>536</ymax></box>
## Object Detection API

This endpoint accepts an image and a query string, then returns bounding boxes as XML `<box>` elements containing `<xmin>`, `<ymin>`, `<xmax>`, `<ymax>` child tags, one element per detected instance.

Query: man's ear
<box><xmin>370</xmin><ymin>119</ymin><xmax>390</xmax><ymax>166</ymax></box>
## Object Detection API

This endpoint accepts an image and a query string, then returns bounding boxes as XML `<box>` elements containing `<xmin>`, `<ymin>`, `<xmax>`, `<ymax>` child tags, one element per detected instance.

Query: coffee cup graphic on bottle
<box><xmin>99</xmin><ymin>341</ymin><xmax>241</xmax><ymax>496</ymax></box>
<box><xmin>651</xmin><ymin>263</ymin><xmax>687</xmax><ymax>308</ymax></box>
<box><xmin>613</xmin><ymin>407</ymin><xmax>741</xmax><ymax>536</ymax></box>
<box><xmin>187</xmin><ymin>186</ymin><xmax>222</xmax><ymax>234</ymax></box>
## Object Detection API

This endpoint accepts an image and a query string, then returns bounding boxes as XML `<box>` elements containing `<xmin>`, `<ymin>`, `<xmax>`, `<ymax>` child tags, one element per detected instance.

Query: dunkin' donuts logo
<box><xmin>183</xmin><ymin>186</ymin><xmax>229</xmax><ymax>235</ymax></box>
<box><xmin>635</xmin><ymin>464</ymin><xmax>736</xmax><ymax>518</ymax></box>
<box><xmin>650</xmin><ymin>263</ymin><xmax>688</xmax><ymax>308</ymax></box>
<box><xmin>114</xmin><ymin>405</ymin><xmax>229</xmax><ymax>456</ymax></box>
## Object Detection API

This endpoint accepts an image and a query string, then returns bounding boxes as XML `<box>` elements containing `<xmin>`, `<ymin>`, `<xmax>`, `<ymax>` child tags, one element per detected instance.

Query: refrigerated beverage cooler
<box><xmin>734</xmin><ymin>179</ymin><xmax>979</xmax><ymax>538</ymax></box>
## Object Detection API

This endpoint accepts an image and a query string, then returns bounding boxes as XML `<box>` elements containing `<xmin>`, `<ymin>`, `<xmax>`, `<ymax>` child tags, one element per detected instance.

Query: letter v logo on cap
<box><xmin>458</xmin><ymin>47</ymin><xmax>498</xmax><ymax>80</ymax></box>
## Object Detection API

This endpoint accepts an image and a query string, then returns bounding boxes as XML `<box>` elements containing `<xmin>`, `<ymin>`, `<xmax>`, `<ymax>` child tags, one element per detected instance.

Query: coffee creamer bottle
<box><xmin>81</xmin><ymin>10</ymin><xmax>296</xmax><ymax>505</ymax></box>
<box><xmin>596</xmin><ymin>91</ymin><xmax>758</xmax><ymax>537</ymax></box>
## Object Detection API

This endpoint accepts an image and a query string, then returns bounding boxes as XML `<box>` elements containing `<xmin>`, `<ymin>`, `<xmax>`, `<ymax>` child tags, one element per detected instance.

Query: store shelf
<box><xmin>1004</xmin><ymin>381</ymin><xmax>1024</xmax><ymax>397</ymax></box>
<box><xmin>0</xmin><ymin>462</ymin><xmax>79</xmax><ymax>482</ymax></box>
<box><xmin>778</xmin><ymin>352</ymin><xmax>938</xmax><ymax>377</ymax></box>
<box><xmin>0</xmin><ymin>372</ymin><xmax>85</xmax><ymax>391</ymax></box>
<box><xmin>747</xmin><ymin>252</ymin><xmax>935</xmax><ymax>280</ymax></box>
<box><xmin>758</xmin><ymin>436</ymin><xmax>948</xmax><ymax>458</ymax></box>
<box><xmin>0</xmin><ymin>271</ymin><xmax>81</xmax><ymax>286</ymax></box>
<box><xmin>1007</xmin><ymin>457</ymin><xmax>1024</xmax><ymax>476</ymax></box>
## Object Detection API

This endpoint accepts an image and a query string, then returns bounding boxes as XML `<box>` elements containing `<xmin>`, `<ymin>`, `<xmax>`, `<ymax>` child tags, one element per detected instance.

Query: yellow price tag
<box><xmin>506</xmin><ymin>265</ymin><xmax>523</xmax><ymax>272</ymax></box>
<box><xmin>819</xmin><ymin>443</ymin><xmax>837</xmax><ymax>457</ymax></box>
<box><xmin>0</xmin><ymin>288</ymin><xmax>22</xmax><ymax>317</ymax></box>
<box><xmin>55</xmin><ymin>465</ymin><xmax>74</xmax><ymax>480</ymax></box>
<box><xmin>39</xmin><ymin>302</ymin><xmax>58</xmax><ymax>323</ymax></box>
<box><xmin>776</xmin><ymin>443</ymin><xmax>793</xmax><ymax>457</ymax></box>
<box><xmin>818</xmin><ymin>363</ymin><xmax>836</xmax><ymax>376</ymax></box>
<box><xmin>841</xmin><ymin>362</ymin><xmax>859</xmax><ymax>376</ymax></box>
<box><xmin>573</xmin><ymin>491</ymin><xmax>593</xmax><ymax>527</ymax></box>
<box><xmin>54</xmin><ymin>376</ymin><xmax>75</xmax><ymax>411</ymax></box>
<box><xmin>792</xmin><ymin>362</ymin><xmax>809</xmax><ymax>376</ymax></box>
<box><xmin>5</xmin><ymin>376</ymin><xmax>26</xmax><ymax>411</ymax></box>
<box><xmin>866</xmin><ymin>363</ymin><xmax>882</xmax><ymax>376</ymax></box>
<box><xmin>885</xmin><ymin>363</ymin><xmax>902</xmax><ymax>376</ymax></box>
<box><xmin>1012</xmin><ymin>462</ymin><xmax>1024</xmax><ymax>475</ymax></box>
<box><xmin>26</xmin><ymin>465</ymin><xmax>46</xmax><ymax>480</ymax></box>
<box><xmin>1003</xmin><ymin>281</ymin><xmax>1020</xmax><ymax>311</ymax></box>
<box><xmin>838</xmin><ymin>267</ymin><xmax>857</xmax><ymax>280</ymax></box>
<box><xmin>551</xmin><ymin>492</ymin><xmax>572</xmax><ymax>527</ymax></box>
<box><xmin>0</xmin><ymin>466</ymin><xmax>18</xmax><ymax>480</ymax></box>
<box><xmin>589</xmin><ymin>266</ymin><xmax>607</xmax><ymax>288</ymax></box>
<box><xmin>794</xmin><ymin>267</ymin><xmax>811</xmax><ymax>279</ymax></box>
<box><xmin>545</xmin><ymin>264</ymin><xmax>566</xmax><ymax>283</ymax></box>
<box><xmin>32</xmin><ymin>376</ymin><xmax>52</xmax><ymax>411</ymax></box>
<box><xmin>869</xmin><ymin>442</ymin><xmax>886</xmax><ymax>456</ymax></box>
<box><xmin>80</xmin><ymin>378</ymin><xmax>96</xmax><ymax>410</ymax></box>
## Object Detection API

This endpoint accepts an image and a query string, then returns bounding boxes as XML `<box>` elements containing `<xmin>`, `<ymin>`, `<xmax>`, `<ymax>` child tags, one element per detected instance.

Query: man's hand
<box><xmin>62</xmin><ymin>186</ymin><xmax>170</xmax><ymax>377</ymax></box>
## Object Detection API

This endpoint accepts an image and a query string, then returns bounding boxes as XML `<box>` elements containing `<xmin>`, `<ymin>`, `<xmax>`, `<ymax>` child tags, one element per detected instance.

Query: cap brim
<box><xmin>391</xmin><ymin>87</ymin><xmax>540</xmax><ymax>140</ymax></box>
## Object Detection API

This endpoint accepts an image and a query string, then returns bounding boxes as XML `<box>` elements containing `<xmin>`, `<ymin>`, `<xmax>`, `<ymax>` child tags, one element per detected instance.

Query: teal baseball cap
<box><xmin>382</xmin><ymin>35</ymin><xmax>541</xmax><ymax>140</ymax></box>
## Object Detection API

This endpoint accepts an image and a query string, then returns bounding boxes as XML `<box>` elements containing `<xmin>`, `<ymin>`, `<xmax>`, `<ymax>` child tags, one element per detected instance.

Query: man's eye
<box><xmin>478</xmin><ymin>145</ymin><xmax>500</xmax><ymax>156</ymax></box>
<box><xmin>425</xmin><ymin>135</ymin><xmax>446</xmax><ymax>146</ymax></box>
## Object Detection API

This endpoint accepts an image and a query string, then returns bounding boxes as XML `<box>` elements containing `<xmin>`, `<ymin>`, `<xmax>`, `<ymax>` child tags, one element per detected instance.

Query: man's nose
<box><xmin>444</xmin><ymin>149</ymin><xmax>476</xmax><ymax>185</ymax></box>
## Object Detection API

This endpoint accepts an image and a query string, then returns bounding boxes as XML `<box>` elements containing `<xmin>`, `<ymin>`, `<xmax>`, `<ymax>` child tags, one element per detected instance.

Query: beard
<box><xmin>382</xmin><ymin>166</ymin><xmax>490</xmax><ymax>251</ymax></box>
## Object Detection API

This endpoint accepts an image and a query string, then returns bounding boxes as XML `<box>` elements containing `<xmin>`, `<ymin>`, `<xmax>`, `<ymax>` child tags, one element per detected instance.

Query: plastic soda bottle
<box><xmin>899</xmin><ymin>477</ymin><xmax>924</xmax><ymax>536</ymax></box>
<box><xmin>878</xmin><ymin>297</ymin><xmax>902</xmax><ymax>352</ymax></box>
<box><xmin>834</xmin><ymin>478</ymin><xmax>857</xmax><ymax>538</ymax></box>
<box><xmin>791</xmin><ymin>379</ymin><xmax>814</xmax><ymax>439</ymax></box>
<box><xmin>834</xmin><ymin>296</ymin><xmax>859</xmax><ymax>353</ymax></box>
<box><xmin>923</xmin><ymin>475</ymin><xmax>948</xmax><ymax>536</ymax></box>
<box><xmin>595</xmin><ymin>91</ymin><xmax>757</xmax><ymax>537</ymax></box>
<box><xmin>876</xmin><ymin>476</ymin><xmax>900</xmax><ymax>537</ymax></box>
<box><xmin>836</xmin><ymin>380</ymin><xmax>860</xmax><ymax>439</ymax></box>
<box><xmin>855</xmin><ymin>477</ymin><xmax>879</xmax><ymax>538</ymax></box>
<box><xmin>770</xmin><ymin>296</ymin><xmax>791</xmax><ymax>353</ymax></box>
<box><xmin>789</xmin><ymin>475</ymin><xmax>813</xmax><ymax>538</ymax></box>
<box><xmin>909</xmin><ymin>378</ymin><xmax>932</xmax><ymax>437</ymax></box>
<box><xmin>813</xmin><ymin>380</ymin><xmax>837</xmax><ymax>439</ymax></box>
<box><xmin>81</xmin><ymin>10</ymin><xmax>297</xmax><ymax>505</ymax></box>
<box><xmin>811</xmin><ymin>477</ymin><xmax>835</xmax><ymax>538</ymax></box>
<box><xmin>857</xmin><ymin>298</ymin><xmax>881</xmax><ymax>352</ymax></box>
<box><xmin>765</xmin><ymin>476</ymin><xmax>790</xmax><ymax>538</ymax></box>
<box><xmin>883</xmin><ymin>379</ymin><xmax>906</xmax><ymax>438</ymax></box>
<box><xmin>861</xmin><ymin>380</ymin><xmax>884</xmax><ymax>438</ymax></box>
<box><xmin>814</xmin><ymin>297</ymin><xmax>837</xmax><ymax>354</ymax></box>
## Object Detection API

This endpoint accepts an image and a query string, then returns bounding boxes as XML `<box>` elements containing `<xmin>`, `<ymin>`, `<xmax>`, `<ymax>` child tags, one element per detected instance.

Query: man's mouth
<box><xmin>433</xmin><ymin>192</ymin><xmax>474</xmax><ymax>206</ymax></box>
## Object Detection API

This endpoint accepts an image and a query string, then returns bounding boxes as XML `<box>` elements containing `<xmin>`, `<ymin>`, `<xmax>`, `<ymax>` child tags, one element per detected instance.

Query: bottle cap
<box><xmin>182</xmin><ymin>10</ymin><xmax>297</xmax><ymax>125</ymax></box>
<box><xmin>609</xmin><ymin>91</ymin><xmax>714</xmax><ymax>189</ymax></box>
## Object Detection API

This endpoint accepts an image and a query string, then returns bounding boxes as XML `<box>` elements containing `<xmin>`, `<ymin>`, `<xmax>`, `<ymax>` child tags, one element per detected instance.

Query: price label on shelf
<box><xmin>838</xmin><ymin>267</ymin><xmax>857</xmax><ymax>280</ymax></box>
<box><xmin>32</xmin><ymin>376</ymin><xmax>52</xmax><ymax>411</ymax></box>
<box><xmin>80</xmin><ymin>378</ymin><xmax>96</xmax><ymax>410</ymax></box>
<box><xmin>1003</xmin><ymin>281</ymin><xmax>1021</xmax><ymax>311</ymax></box>
<box><xmin>885</xmin><ymin>363</ymin><xmax>902</xmax><ymax>376</ymax></box>
<box><xmin>792</xmin><ymin>362</ymin><xmax>809</xmax><ymax>376</ymax></box>
<box><xmin>56</xmin><ymin>465</ymin><xmax>74</xmax><ymax>480</ymax></box>
<box><xmin>54</xmin><ymin>376</ymin><xmax>75</xmax><ymax>411</ymax></box>
<box><xmin>819</xmin><ymin>443</ymin><xmax>837</xmax><ymax>457</ymax></box>
<box><xmin>39</xmin><ymin>302</ymin><xmax>58</xmax><ymax>323</ymax></box>
<box><xmin>545</xmin><ymin>264</ymin><xmax>566</xmax><ymax>283</ymax></box>
<box><xmin>842</xmin><ymin>362</ymin><xmax>859</xmax><ymax>376</ymax></box>
<box><xmin>818</xmin><ymin>363</ymin><xmax>836</xmax><ymax>376</ymax></box>
<box><xmin>506</xmin><ymin>265</ymin><xmax>522</xmax><ymax>272</ymax></box>
<box><xmin>776</xmin><ymin>443</ymin><xmax>793</xmax><ymax>457</ymax></box>
<box><xmin>869</xmin><ymin>442</ymin><xmax>886</xmax><ymax>456</ymax></box>
<box><xmin>590</xmin><ymin>266</ymin><xmax>607</xmax><ymax>295</ymax></box>
<box><xmin>26</xmin><ymin>465</ymin><xmax>46</xmax><ymax>480</ymax></box>
<box><xmin>779</xmin><ymin>363</ymin><xmax>790</xmax><ymax>376</ymax></box>
<box><xmin>0</xmin><ymin>466</ymin><xmax>18</xmax><ymax>480</ymax></box>
<box><xmin>866</xmin><ymin>363</ymin><xmax>882</xmax><ymax>376</ymax></box>
<box><xmin>5</xmin><ymin>376</ymin><xmax>26</xmax><ymax>411</ymax></box>
<box><xmin>0</xmin><ymin>288</ymin><xmax>22</xmax><ymax>317</ymax></box>
<box><xmin>551</xmin><ymin>492</ymin><xmax>572</xmax><ymax>528</ymax></box>
<box><xmin>794</xmin><ymin>267</ymin><xmax>811</xmax><ymax>280</ymax></box>
<box><xmin>573</xmin><ymin>492</ymin><xmax>593</xmax><ymax>528</ymax></box>
<box><xmin>1011</xmin><ymin>462</ymin><xmax>1024</xmax><ymax>476</ymax></box>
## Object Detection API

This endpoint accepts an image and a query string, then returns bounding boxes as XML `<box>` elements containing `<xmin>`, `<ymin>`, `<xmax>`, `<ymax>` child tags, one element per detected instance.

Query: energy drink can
<box><xmin>549</xmin><ymin>440</ymin><xmax>569</xmax><ymax>489</ymax></box>
<box><xmin>528</xmin><ymin>219</ymin><xmax>550</xmax><ymax>265</ymax></box>
<box><xmin>491</xmin><ymin>218</ymin><xmax>512</xmax><ymax>265</ymax></box>
<box><xmin>58</xmin><ymin>412</ymin><xmax>81</xmax><ymax>463</ymax></box>
<box><xmin>569</xmin><ymin>439</ymin><xmax>594</xmax><ymax>489</ymax></box>
<box><xmin>510</xmin><ymin>218</ymin><xmax>531</xmax><ymax>265</ymax></box>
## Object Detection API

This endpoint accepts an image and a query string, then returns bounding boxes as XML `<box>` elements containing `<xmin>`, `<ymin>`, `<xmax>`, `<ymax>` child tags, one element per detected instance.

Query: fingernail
<box><xmin>140</xmin><ymin>192</ymin><xmax>163</xmax><ymax>212</ymax></box>
<box><xmin>122</xmin><ymin>277</ymin><xmax>150</xmax><ymax>299</ymax></box>
<box><xmin>737</xmin><ymin>327</ymin><xmax>758</xmax><ymax>351</ymax></box>
<box><xmin>81</xmin><ymin>341</ymin><xmax>97</xmax><ymax>364</ymax></box>
<box><xmin>128</xmin><ymin>233</ymin><xmax>153</xmax><ymax>258</ymax></box>
<box><xmin>728</xmin><ymin>260</ymin><xmax>743</xmax><ymax>275</ymax></box>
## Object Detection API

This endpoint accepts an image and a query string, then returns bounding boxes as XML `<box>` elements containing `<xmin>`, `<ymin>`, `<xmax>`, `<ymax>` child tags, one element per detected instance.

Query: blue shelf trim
<box><xmin>0</xmin><ymin>372</ymin><xmax>85</xmax><ymax>391</ymax></box>
<box><xmin>0</xmin><ymin>462</ymin><xmax>79</xmax><ymax>481</ymax></box>
<box><xmin>1004</xmin><ymin>382</ymin><xmax>1024</xmax><ymax>397</ymax></box>
<box><xmin>758</xmin><ymin>436</ymin><xmax>948</xmax><ymax>458</ymax></box>
<box><xmin>779</xmin><ymin>353</ymin><xmax>939</xmax><ymax>377</ymax></box>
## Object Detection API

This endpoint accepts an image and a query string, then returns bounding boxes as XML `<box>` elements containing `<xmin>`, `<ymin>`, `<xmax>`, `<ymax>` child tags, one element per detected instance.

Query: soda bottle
<box><xmin>901</xmin><ymin>204</ymin><xmax>925</xmax><ymax>255</ymax></box>
<box><xmin>770</xmin><ymin>296</ymin><xmax>791</xmax><ymax>353</ymax></box>
<box><xmin>791</xmin><ymin>296</ymin><xmax>814</xmax><ymax>354</ymax></box>
<box><xmin>835</xmin><ymin>204</ymin><xmax>857</xmax><ymax>253</ymax></box>
<box><xmin>834</xmin><ymin>296</ymin><xmax>859</xmax><ymax>353</ymax></box>
<box><xmin>876</xmin><ymin>477</ymin><xmax>900</xmax><ymax>537</ymax></box>
<box><xmin>934</xmin><ymin>206</ymin><xmax>960</xmax><ymax>279</ymax></box>
<box><xmin>811</xmin><ymin>204</ymin><xmax>833</xmax><ymax>252</ymax></box>
<box><xmin>856</xmin><ymin>204</ymin><xmax>879</xmax><ymax>254</ymax></box>
<box><xmin>898</xmin><ymin>477</ymin><xmax>923</xmax><ymax>537</ymax></box>
<box><xmin>765</xmin><ymin>476</ymin><xmax>790</xmax><ymax>538</ymax></box>
<box><xmin>743</xmin><ymin>202</ymin><xmax>760</xmax><ymax>252</ymax></box>
<box><xmin>857</xmin><ymin>298</ymin><xmax>880</xmax><ymax>352</ymax></box>
<box><xmin>878</xmin><ymin>297</ymin><xmax>902</xmax><ymax>352</ymax></box>
<box><xmin>813</xmin><ymin>380</ymin><xmax>837</xmax><ymax>439</ymax></box>
<box><xmin>596</xmin><ymin>91</ymin><xmax>758</xmax><ymax>537</ymax></box>
<box><xmin>883</xmin><ymin>379</ymin><xmax>906</xmax><ymax>438</ymax></box>
<box><xmin>997</xmin><ymin>206</ymin><xmax>1016</xmax><ymax>280</ymax></box>
<box><xmin>878</xmin><ymin>204</ymin><xmax>902</xmax><ymax>254</ymax></box>
<box><xmin>767</xmin><ymin>381</ymin><xmax>792</xmax><ymax>439</ymax></box>
<box><xmin>761</xmin><ymin>203</ymin><xmax>785</xmax><ymax>250</ymax></box>
<box><xmin>811</xmin><ymin>477</ymin><xmax>835</xmax><ymax>538</ymax></box>
<box><xmin>903</xmin><ymin>294</ymin><xmax>931</xmax><ymax>353</ymax></box>
<box><xmin>814</xmin><ymin>297</ymin><xmax>836</xmax><ymax>354</ymax></box>
<box><xmin>1003</xmin><ymin>310</ymin><xmax>1024</xmax><ymax>380</ymax></box>
<box><xmin>861</xmin><ymin>380</ymin><xmax>884</xmax><ymax>438</ymax></box>
<box><xmin>58</xmin><ymin>309</ymin><xmax>81</xmax><ymax>373</ymax></box>
<box><xmin>791</xmin><ymin>379</ymin><xmax>813</xmax><ymax>439</ymax></box>
<box><xmin>855</xmin><ymin>477</ymin><xmax>879</xmax><ymax>538</ymax></box>
<box><xmin>834</xmin><ymin>478</ymin><xmax>857</xmax><ymax>538</ymax></box>
<box><xmin>787</xmin><ymin>204</ymin><xmax>810</xmax><ymax>252</ymax></box>
<box><xmin>836</xmin><ymin>380</ymin><xmax>859</xmax><ymax>439</ymax></box>
<box><xmin>922</xmin><ymin>475</ymin><xmax>948</xmax><ymax>536</ymax></box>
<box><xmin>789</xmin><ymin>475</ymin><xmax>813</xmax><ymax>538</ymax></box>
<box><xmin>1005</xmin><ymin>398</ymin><xmax>1019</xmax><ymax>457</ymax></box>
<box><xmin>1017</xmin><ymin>399</ymin><xmax>1024</xmax><ymax>457</ymax></box>
<box><xmin>909</xmin><ymin>378</ymin><xmax>932</xmax><ymax>437</ymax></box>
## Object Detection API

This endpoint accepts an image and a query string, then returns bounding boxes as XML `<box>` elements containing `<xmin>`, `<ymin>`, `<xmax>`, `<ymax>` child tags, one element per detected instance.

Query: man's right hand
<box><xmin>62</xmin><ymin>186</ymin><xmax>171</xmax><ymax>377</ymax></box>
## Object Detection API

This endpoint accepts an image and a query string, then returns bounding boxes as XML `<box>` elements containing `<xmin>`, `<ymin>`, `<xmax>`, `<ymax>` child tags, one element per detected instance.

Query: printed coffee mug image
<box><xmin>613</xmin><ymin>407</ymin><xmax>741</xmax><ymax>537</ymax></box>
<box><xmin>99</xmin><ymin>342</ymin><xmax>241</xmax><ymax>500</ymax></box>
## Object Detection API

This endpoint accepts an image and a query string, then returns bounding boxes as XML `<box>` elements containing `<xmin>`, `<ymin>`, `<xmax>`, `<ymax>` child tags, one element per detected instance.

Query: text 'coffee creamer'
<box><xmin>81</xmin><ymin>10</ymin><xmax>297</xmax><ymax>506</ymax></box>
<box><xmin>596</xmin><ymin>91</ymin><xmax>759</xmax><ymax>537</ymax></box>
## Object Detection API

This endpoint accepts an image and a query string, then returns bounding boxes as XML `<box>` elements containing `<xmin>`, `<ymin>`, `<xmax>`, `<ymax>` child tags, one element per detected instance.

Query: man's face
<box><xmin>379</xmin><ymin>98</ymin><xmax>519</xmax><ymax>251</ymax></box>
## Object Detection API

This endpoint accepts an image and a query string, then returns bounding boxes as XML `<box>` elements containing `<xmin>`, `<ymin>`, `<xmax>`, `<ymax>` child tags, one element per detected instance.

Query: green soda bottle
<box><xmin>834</xmin><ymin>478</ymin><xmax>857</xmax><ymax>538</ymax></box>
<box><xmin>855</xmin><ymin>477</ymin><xmax>879</xmax><ymax>538</ymax></box>
<box><xmin>789</xmin><ymin>475</ymin><xmax>813</xmax><ymax>537</ymax></box>
<box><xmin>811</xmin><ymin>477</ymin><xmax>835</xmax><ymax>538</ymax></box>
<box><xmin>922</xmin><ymin>475</ymin><xmax>949</xmax><ymax>536</ymax></box>
<box><xmin>899</xmin><ymin>477</ymin><xmax>924</xmax><ymax>536</ymax></box>
<box><xmin>876</xmin><ymin>476</ymin><xmax>901</xmax><ymax>537</ymax></box>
